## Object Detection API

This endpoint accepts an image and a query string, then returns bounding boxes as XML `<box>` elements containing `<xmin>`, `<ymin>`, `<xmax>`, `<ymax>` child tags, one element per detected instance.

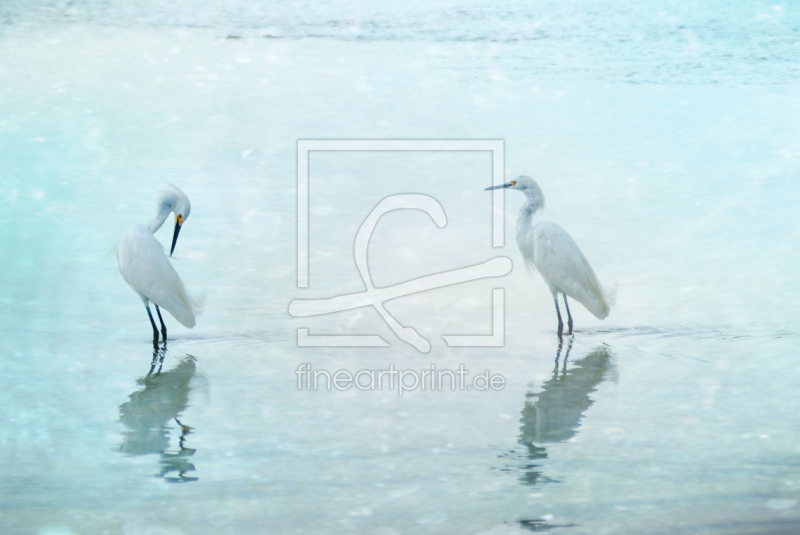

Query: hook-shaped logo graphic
<box><xmin>289</xmin><ymin>194</ymin><xmax>512</xmax><ymax>352</ymax></box>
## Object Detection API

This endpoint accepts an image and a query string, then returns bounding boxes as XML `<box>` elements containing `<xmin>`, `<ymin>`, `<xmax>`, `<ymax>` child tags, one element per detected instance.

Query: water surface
<box><xmin>1</xmin><ymin>2</ymin><xmax>799</xmax><ymax>534</ymax></box>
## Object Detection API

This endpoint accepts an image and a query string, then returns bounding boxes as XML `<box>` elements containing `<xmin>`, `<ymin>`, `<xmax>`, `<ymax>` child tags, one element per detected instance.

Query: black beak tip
<box><xmin>170</xmin><ymin>220</ymin><xmax>182</xmax><ymax>257</ymax></box>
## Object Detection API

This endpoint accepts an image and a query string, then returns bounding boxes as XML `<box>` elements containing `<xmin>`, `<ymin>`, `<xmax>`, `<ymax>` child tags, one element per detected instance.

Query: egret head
<box><xmin>484</xmin><ymin>175</ymin><xmax>538</xmax><ymax>192</ymax></box>
<box><xmin>156</xmin><ymin>186</ymin><xmax>191</xmax><ymax>256</ymax></box>
<box><xmin>485</xmin><ymin>175</ymin><xmax>545</xmax><ymax>213</ymax></box>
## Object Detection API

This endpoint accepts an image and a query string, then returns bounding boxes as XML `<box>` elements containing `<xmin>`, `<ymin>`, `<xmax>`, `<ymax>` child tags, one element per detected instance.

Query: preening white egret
<box><xmin>486</xmin><ymin>176</ymin><xmax>611</xmax><ymax>335</ymax></box>
<box><xmin>117</xmin><ymin>186</ymin><xmax>200</xmax><ymax>344</ymax></box>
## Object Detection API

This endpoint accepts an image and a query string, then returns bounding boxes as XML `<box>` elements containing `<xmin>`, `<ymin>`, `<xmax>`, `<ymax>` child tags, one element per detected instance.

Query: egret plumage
<box><xmin>117</xmin><ymin>186</ymin><xmax>200</xmax><ymax>344</ymax></box>
<box><xmin>486</xmin><ymin>176</ymin><xmax>611</xmax><ymax>335</ymax></box>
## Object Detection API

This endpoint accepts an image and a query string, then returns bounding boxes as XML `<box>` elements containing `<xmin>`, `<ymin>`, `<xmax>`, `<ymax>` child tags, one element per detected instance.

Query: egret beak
<box><xmin>170</xmin><ymin>219</ymin><xmax>182</xmax><ymax>256</ymax></box>
<box><xmin>485</xmin><ymin>182</ymin><xmax>513</xmax><ymax>190</ymax></box>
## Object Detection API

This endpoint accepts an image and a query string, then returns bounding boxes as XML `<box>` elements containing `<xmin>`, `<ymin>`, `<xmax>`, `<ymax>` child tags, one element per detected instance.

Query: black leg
<box><xmin>145</xmin><ymin>304</ymin><xmax>159</xmax><ymax>345</ymax></box>
<box><xmin>563</xmin><ymin>295</ymin><xmax>573</xmax><ymax>334</ymax></box>
<box><xmin>155</xmin><ymin>305</ymin><xmax>167</xmax><ymax>343</ymax></box>
<box><xmin>554</xmin><ymin>297</ymin><xmax>563</xmax><ymax>337</ymax></box>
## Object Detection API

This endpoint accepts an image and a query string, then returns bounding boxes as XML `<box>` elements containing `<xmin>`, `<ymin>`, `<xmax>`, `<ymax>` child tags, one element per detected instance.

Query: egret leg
<box><xmin>553</xmin><ymin>297</ymin><xmax>564</xmax><ymax>337</ymax></box>
<box><xmin>563</xmin><ymin>295</ymin><xmax>573</xmax><ymax>334</ymax></box>
<box><xmin>145</xmin><ymin>305</ymin><xmax>159</xmax><ymax>345</ymax></box>
<box><xmin>155</xmin><ymin>305</ymin><xmax>168</xmax><ymax>343</ymax></box>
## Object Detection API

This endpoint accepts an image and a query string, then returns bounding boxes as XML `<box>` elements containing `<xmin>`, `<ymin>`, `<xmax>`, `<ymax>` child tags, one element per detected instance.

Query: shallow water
<box><xmin>1</xmin><ymin>2</ymin><xmax>800</xmax><ymax>534</ymax></box>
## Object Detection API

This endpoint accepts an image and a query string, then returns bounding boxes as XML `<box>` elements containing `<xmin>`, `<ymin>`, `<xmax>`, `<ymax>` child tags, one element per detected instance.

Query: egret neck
<box><xmin>515</xmin><ymin>187</ymin><xmax>545</xmax><ymax>268</ymax></box>
<box><xmin>147</xmin><ymin>194</ymin><xmax>179</xmax><ymax>233</ymax></box>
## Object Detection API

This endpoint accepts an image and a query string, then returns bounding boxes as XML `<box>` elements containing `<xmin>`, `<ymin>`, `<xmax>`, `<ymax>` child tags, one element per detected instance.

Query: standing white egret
<box><xmin>117</xmin><ymin>186</ymin><xmax>200</xmax><ymax>344</ymax></box>
<box><xmin>486</xmin><ymin>176</ymin><xmax>611</xmax><ymax>335</ymax></box>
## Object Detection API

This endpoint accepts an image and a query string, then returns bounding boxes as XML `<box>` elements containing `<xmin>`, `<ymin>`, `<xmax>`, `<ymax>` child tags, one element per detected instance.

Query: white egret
<box><xmin>486</xmin><ymin>176</ymin><xmax>611</xmax><ymax>335</ymax></box>
<box><xmin>117</xmin><ymin>186</ymin><xmax>200</xmax><ymax>344</ymax></box>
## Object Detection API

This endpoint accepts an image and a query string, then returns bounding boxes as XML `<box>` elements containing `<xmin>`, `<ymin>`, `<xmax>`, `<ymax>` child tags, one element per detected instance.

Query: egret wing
<box><xmin>118</xmin><ymin>225</ymin><xmax>198</xmax><ymax>328</ymax></box>
<box><xmin>532</xmin><ymin>222</ymin><xmax>610</xmax><ymax>319</ymax></box>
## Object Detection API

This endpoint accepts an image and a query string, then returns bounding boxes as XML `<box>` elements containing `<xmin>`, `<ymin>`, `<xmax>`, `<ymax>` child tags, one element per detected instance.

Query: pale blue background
<box><xmin>1</xmin><ymin>1</ymin><xmax>799</xmax><ymax>534</ymax></box>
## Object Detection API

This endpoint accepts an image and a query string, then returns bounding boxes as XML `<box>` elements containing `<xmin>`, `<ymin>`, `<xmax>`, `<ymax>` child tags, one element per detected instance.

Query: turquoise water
<box><xmin>1</xmin><ymin>2</ymin><xmax>800</xmax><ymax>534</ymax></box>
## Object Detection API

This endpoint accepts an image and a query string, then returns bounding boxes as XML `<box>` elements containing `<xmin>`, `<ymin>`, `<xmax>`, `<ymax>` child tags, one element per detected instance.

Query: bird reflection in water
<box><xmin>517</xmin><ymin>339</ymin><xmax>617</xmax><ymax>486</ymax></box>
<box><xmin>118</xmin><ymin>353</ymin><xmax>199</xmax><ymax>483</ymax></box>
